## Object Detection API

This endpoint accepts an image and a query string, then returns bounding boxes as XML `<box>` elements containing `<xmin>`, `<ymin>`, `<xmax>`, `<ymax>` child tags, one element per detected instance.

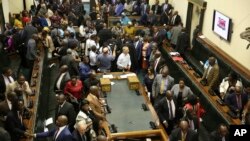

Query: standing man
<box><xmin>31</xmin><ymin>115</ymin><xmax>74</xmax><ymax>141</ymax></box>
<box><xmin>176</xmin><ymin>28</ymin><xmax>190</xmax><ymax>56</ymax></box>
<box><xmin>210</xmin><ymin>124</ymin><xmax>229</xmax><ymax>141</ymax></box>
<box><xmin>200</xmin><ymin>56</ymin><xmax>220</xmax><ymax>90</ymax></box>
<box><xmin>152</xmin><ymin>66</ymin><xmax>174</xmax><ymax>103</ymax></box>
<box><xmin>96</xmin><ymin>46</ymin><xmax>116</xmax><ymax>73</ymax></box>
<box><xmin>26</xmin><ymin>34</ymin><xmax>39</xmax><ymax>82</ymax></box>
<box><xmin>0</xmin><ymin>68</ymin><xmax>15</xmax><ymax>101</ymax></box>
<box><xmin>55</xmin><ymin>94</ymin><xmax>76</xmax><ymax>132</ymax></box>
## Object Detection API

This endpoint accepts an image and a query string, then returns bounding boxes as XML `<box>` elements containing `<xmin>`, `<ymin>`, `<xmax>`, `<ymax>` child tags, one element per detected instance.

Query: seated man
<box><xmin>219</xmin><ymin>71</ymin><xmax>243</xmax><ymax>100</ymax></box>
<box><xmin>225</xmin><ymin>86</ymin><xmax>248</xmax><ymax>116</ymax></box>
<box><xmin>210</xmin><ymin>124</ymin><xmax>229</xmax><ymax>141</ymax></box>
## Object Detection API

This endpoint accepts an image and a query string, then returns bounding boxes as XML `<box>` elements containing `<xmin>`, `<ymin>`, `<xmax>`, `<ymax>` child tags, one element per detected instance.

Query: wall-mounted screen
<box><xmin>212</xmin><ymin>10</ymin><xmax>232</xmax><ymax>41</ymax></box>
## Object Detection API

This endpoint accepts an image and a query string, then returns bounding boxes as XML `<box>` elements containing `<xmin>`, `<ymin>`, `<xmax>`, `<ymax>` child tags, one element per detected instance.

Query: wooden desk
<box><xmin>98</xmin><ymin>72</ymin><xmax>168</xmax><ymax>141</ymax></box>
<box><xmin>21</xmin><ymin>43</ymin><xmax>45</xmax><ymax>141</ymax></box>
<box><xmin>161</xmin><ymin>45</ymin><xmax>241</xmax><ymax>125</ymax></box>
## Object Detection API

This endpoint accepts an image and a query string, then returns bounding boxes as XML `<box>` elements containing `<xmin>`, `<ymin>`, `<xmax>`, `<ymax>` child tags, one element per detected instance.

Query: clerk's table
<box><xmin>99</xmin><ymin>72</ymin><xmax>168</xmax><ymax>140</ymax></box>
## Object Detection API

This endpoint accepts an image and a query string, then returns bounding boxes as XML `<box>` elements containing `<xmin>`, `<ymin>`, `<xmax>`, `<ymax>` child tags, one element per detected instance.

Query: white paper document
<box><xmin>102</xmin><ymin>74</ymin><xmax>113</xmax><ymax>79</ymax></box>
<box><xmin>45</xmin><ymin>117</ymin><xmax>53</xmax><ymax>126</ymax></box>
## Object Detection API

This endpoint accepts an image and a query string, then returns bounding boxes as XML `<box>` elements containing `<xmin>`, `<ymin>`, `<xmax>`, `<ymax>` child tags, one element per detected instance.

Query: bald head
<box><xmin>60</xmin><ymin>65</ymin><xmax>68</xmax><ymax>73</ymax></box>
<box><xmin>218</xmin><ymin>124</ymin><xmax>228</xmax><ymax>137</ymax></box>
<box><xmin>57</xmin><ymin>94</ymin><xmax>66</xmax><ymax>105</ymax></box>
<box><xmin>166</xmin><ymin>90</ymin><xmax>173</xmax><ymax>100</ymax></box>
<box><xmin>179</xmin><ymin>120</ymin><xmax>189</xmax><ymax>133</ymax></box>
<box><xmin>89</xmin><ymin>86</ymin><xmax>99</xmax><ymax>96</ymax></box>
<box><xmin>161</xmin><ymin>66</ymin><xmax>169</xmax><ymax>78</ymax></box>
<box><xmin>208</xmin><ymin>56</ymin><xmax>216</xmax><ymax>66</ymax></box>
<box><xmin>97</xmin><ymin>135</ymin><xmax>108</xmax><ymax>141</ymax></box>
<box><xmin>56</xmin><ymin>115</ymin><xmax>68</xmax><ymax>127</ymax></box>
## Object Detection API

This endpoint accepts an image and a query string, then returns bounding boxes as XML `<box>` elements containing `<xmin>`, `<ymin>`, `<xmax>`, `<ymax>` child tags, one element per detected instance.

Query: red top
<box><xmin>64</xmin><ymin>80</ymin><xmax>83</xmax><ymax>100</ymax></box>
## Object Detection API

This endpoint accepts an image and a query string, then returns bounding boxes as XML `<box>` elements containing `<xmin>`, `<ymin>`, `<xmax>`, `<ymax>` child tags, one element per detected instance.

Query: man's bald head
<box><xmin>60</xmin><ymin>65</ymin><xmax>68</xmax><ymax>73</ymax></box>
<box><xmin>161</xmin><ymin>66</ymin><xmax>169</xmax><ymax>77</ymax></box>
<box><xmin>56</xmin><ymin>115</ymin><xmax>68</xmax><ymax>127</ymax></box>
<box><xmin>179</xmin><ymin>120</ymin><xmax>189</xmax><ymax>133</ymax></box>
<box><xmin>57</xmin><ymin>94</ymin><xmax>66</xmax><ymax>105</ymax></box>
<box><xmin>89</xmin><ymin>85</ymin><xmax>99</xmax><ymax>96</ymax></box>
<box><xmin>76</xmin><ymin>121</ymin><xmax>88</xmax><ymax>135</ymax></box>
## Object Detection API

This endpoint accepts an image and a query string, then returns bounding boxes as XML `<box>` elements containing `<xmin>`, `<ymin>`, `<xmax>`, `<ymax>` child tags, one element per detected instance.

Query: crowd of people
<box><xmin>0</xmin><ymin>0</ymin><xmax>250</xmax><ymax>141</ymax></box>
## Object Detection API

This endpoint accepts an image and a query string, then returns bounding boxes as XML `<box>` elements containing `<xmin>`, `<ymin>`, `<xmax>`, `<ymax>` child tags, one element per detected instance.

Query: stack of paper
<box><xmin>102</xmin><ymin>74</ymin><xmax>114</xmax><ymax>79</ymax></box>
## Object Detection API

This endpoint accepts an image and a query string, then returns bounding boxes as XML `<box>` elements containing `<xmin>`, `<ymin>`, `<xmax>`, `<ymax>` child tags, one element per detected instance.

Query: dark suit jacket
<box><xmin>55</xmin><ymin>102</ymin><xmax>76</xmax><ymax>132</ymax></box>
<box><xmin>0</xmin><ymin>100</ymin><xmax>11</xmax><ymax>118</ymax></box>
<box><xmin>154</xmin><ymin>97</ymin><xmax>177</xmax><ymax>122</ymax></box>
<box><xmin>54</xmin><ymin>72</ymin><xmax>71</xmax><ymax>91</ymax></box>
<box><xmin>210</xmin><ymin>130</ymin><xmax>229</xmax><ymax>141</ymax></box>
<box><xmin>151</xmin><ymin>4</ymin><xmax>161</xmax><ymax>15</ymax></box>
<box><xmin>5</xmin><ymin>110</ymin><xmax>26</xmax><ymax>141</ymax></box>
<box><xmin>36</xmin><ymin>127</ymin><xmax>74</xmax><ymax>141</ymax></box>
<box><xmin>60</xmin><ymin>54</ymin><xmax>79</xmax><ymax>77</ymax></box>
<box><xmin>171</xmin><ymin>14</ymin><xmax>181</xmax><ymax>26</ymax></box>
<box><xmin>0</xmin><ymin>74</ymin><xmax>7</xmax><ymax>99</ymax></box>
<box><xmin>176</xmin><ymin>31</ymin><xmax>190</xmax><ymax>55</ymax></box>
<box><xmin>154</xmin><ymin>56</ymin><xmax>166</xmax><ymax>74</ymax></box>
<box><xmin>169</xmin><ymin>128</ymin><xmax>198</xmax><ymax>141</ymax></box>
<box><xmin>225</xmin><ymin>93</ymin><xmax>248</xmax><ymax>112</ymax></box>
<box><xmin>72</xmin><ymin>129</ymin><xmax>91</xmax><ymax>141</ymax></box>
<box><xmin>0</xmin><ymin>127</ymin><xmax>11</xmax><ymax>141</ymax></box>
<box><xmin>159</xmin><ymin>12</ymin><xmax>169</xmax><ymax>25</ymax></box>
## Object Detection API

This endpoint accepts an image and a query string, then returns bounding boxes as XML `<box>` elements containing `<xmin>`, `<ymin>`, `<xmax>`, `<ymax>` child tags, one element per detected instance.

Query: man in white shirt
<box><xmin>117</xmin><ymin>46</ymin><xmax>131</xmax><ymax>71</ymax></box>
<box><xmin>0</xmin><ymin>67</ymin><xmax>14</xmax><ymax>100</ymax></box>
<box><xmin>89</xmin><ymin>46</ymin><xmax>98</xmax><ymax>71</ymax></box>
<box><xmin>85</xmin><ymin>35</ymin><xmax>97</xmax><ymax>56</ymax></box>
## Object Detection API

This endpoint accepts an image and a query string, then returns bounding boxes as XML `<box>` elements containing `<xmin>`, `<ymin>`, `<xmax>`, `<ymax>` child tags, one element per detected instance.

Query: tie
<box><xmin>189</xmin><ymin>120</ymin><xmax>194</xmax><ymax>130</ymax></box>
<box><xmin>160</xmin><ymin>79</ymin><xmax>165</xmax><ymax>94</ymax></box>
<box><xmin>182</xmin><ymin>132</ymin><xmax>187</xmax><ymax>141</ymax></box>
<box><xmin>169</xmin><ymin>100</ymin><xmax>173</xmax><ymax>120</ymax></box>
<box><xmin>7</xmin><ymin>76</ymin><xmax>12</xmax><ymax>83</ymax></box>
<box><xmin>58</xmin><ymin>105</ymin><xmax>62</xmax><ymax>113</ymax></box>
<box><xmin>53</xmin><ymin>128</ymin><xmax>59</xmax><ymax>141</ymax></box>
<box><xmin>237</xmin><ymin>95</ymin><xmax>242</xmax><ymax>110</ymax></box>
<box><xmin>18</xmin><ymin>111</ymin><xmax>23</xmax><ymax>125</ymax></box>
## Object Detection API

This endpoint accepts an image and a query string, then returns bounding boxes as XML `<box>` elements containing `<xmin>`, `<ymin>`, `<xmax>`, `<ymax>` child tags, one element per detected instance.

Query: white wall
<box><xmin>2</xmin><ymin>0</ymin><xmax>33</xmax><ymax>23</ymax></box>
<box><xmin>202</xmin><ymin>0</ymin><xmax>250</xmax><ymax>70</ymax></box>
<box><xmin>169</xmin><ymin>0</ymin><xmax>250</xmax><ymax>70</ymax></box>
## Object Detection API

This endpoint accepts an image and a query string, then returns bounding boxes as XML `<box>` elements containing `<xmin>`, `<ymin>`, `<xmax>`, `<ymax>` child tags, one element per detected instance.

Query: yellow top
<box><xmin>14</xmin><ymin>19</ymin><xmax>23</xmax><ymax>29</ymax></box>
<box><xmin>124</xmin><ymin>26</ymin><xmax>135</xmax><ymax>37</ymax></box>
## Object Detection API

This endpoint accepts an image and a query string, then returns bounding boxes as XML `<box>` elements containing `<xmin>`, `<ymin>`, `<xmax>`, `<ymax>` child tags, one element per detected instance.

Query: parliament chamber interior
<box><xmin>0</xmin><ymin>0</ymin><xmax>249</xmax><ymax>141</ymax></box>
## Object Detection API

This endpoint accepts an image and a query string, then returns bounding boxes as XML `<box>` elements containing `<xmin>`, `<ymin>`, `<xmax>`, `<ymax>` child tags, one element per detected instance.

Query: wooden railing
<box><xmin>21</xmin><ymin>43</ymin><xmax>45</xmax><ymax>141</ymax></box>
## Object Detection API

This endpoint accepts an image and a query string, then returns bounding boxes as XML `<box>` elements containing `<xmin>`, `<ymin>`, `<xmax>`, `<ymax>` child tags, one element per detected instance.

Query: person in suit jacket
<box><xmin>73</xmin><ymin>120</ymin><xmax>91</xmax><ymax>141</ymax></box>
<box><xmin>154</xmin><ymin>91</ymin><xmax>177</xmax><ymax>134</ymax></box>
<box><xmin>152</xmin><ymin>66</ymin><xmax>175</xmax><ymax>103</ymax></box>
<box><xmin>210</xmin><ymin>124</ymin><xmax>229</xmax><ymax>141</ymax></box>
<box><xmin>200</xmin><ymin>56</ymin><xmax>220</xmax><ymax>90</ymax></box>
<box><xmin>55</xmin><ymin>94</ymin><xmax>76</xmax><ymax>132</ymax></box>
<box><xmin>225</xmin><ymin>86</ymin><xmax>248</xmax><ymax>114</ymax></box>
<box><xmin>171</xmin><ymin>78</ymin><xmax>193</xmax><ymax>119</ymax></box>
<box><xmin>169</xmin><ymin>119</ymin><xmax>198</xmax><ymax>141</ymax></box>
<box><xmin>161</xmin><ymin>0</ymin><xmax>173</xmax><ymax>15</ymax></box>
<box><xmin>32</xmin><ymin>115</ymin><xmax>74</xmax><ymax>141</ymax></box>
<box><xmin>159</xmin><ymin>8</ymin><xmax>170</xmax><ymax>25</ymax></box>
<box><xmin>151</xmin><ymin>0</ymin><xmax>161</xmax><ymax>15</ymax></box>
<box><xmin>54</xmin><ymin>65</ymin><xmax>71</xmax><ymax>93</ymax></box>
<box><xmin>5</xmin><ymin>74</ymin><xmax>32</xmax><ymax>107</ymax></box>
<box><xmin>170</xmin><ymin>11</ymin><xmax>181</xmax><ymax>26</ymax></box>
<box><xmin>170</xmin><ymin>23</ymin><xmax>182</xmax><ymax>49</ymax></box>
<box><xmin>0</xmin><ymin>126</ymin><xmax>11</xmax><ymax>141</ymax></box>
<box><xmin>60</xmin><ymin>49</ymin><xmax>79</xmax><ymax>77</ymax></box>
<box><xmin>5</xmin><ymin>100</ymin><xmax>30</xmax><ymax>141</ymax></box>
<box><xmin>184</xmin><ymin>109</ymin><xmax>199</xmax><ymax>132</ymax></box>
<box><xmin>0</xmin><ymin>92</ymin><xmax>17</xmax><ymax>123</ymax></box>
<box><xmin>176</xmin><ymin>28</ymin><xmax>190</xmax><ymax>56</ymax></box>
<box><xmin>153</xmin><ymin>50</ymin><xmax>166</xmax><ymax>74</ymax></box>
<box><xmin>0</xmin><ymin>67</ymin><xmax>15</xmax><ymax>101</ymax></box>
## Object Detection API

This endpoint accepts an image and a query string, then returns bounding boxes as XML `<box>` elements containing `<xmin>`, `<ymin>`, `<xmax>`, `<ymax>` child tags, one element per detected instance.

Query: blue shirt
<box><xmin>97</xmin><ymin>53</ymin><xmax>115</xmax><ymax>71</ymax></box>
<box><xmin>79</xmin><ymin>62</ymin><xmax>91</xmax><ymax>80</ymax></box>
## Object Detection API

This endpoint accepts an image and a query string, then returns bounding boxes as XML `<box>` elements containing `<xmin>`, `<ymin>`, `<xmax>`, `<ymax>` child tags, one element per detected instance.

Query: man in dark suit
<box><xmin>169</xmin><ymin>119</ymin><xmax>198</xmax><ymax>141</ymax></box>
<box><xmin>73</xmin><ymin>120</ymin><xmax>91</xmax><ymax>141</ymax></box>
<box><xmin>210</xmin><ymin>124</ymin><xmax>229</xmax><ymax>141</ymax></box>
<box><xmin>155</xmin><ymin>91</ymin><xmax>177</xmax><ymax>134</ymax></box>
<box><xmin>176</xmin><ymin>28</ymin><xmax>190</xmax><ymax>56</ymax></box>
<box><xmin>152</xmin><ymin>66</ymin><xmax>175</xmax><ymax>102</ymax></box>
<box><xmin>153</xmin><ymin>50</ymin><xmax>166</xmax><ymax>74</ymax></box>
<box><xmin>60</xmin><ymin>49</ymin><xmax>79</xmax><ymax>77</ymax></box>
<box><xmin>0</xmin><ymin>126</ymin><xmax>11</xmax><ymax>141</ymax></box>
<box><xmin>0</xmin><ymin>67</ymin><xmax>15</xmax><ymax>101</ymax></box>
<box><xmin>5</xmin><ymin>100</ymin><xmax>30</xmax><ymax>141</ymax></box>
<box><xmin>32</xmin><ymin>115</ymin><xmax>74</xmax><ymax>141</ymax></box>
<box><xmin>200</xmin><ymin>56</ymin><xmax>220</xmax><ymax>90</ymax></box>
<box><xmin>184</xmin><ymin>109</ymin><xmax>199</xmax><ymax>132</ymax></box>
<box><xmin>23</xmin><ymin>22</ymin><xmax>38</xmax><ymax>46</ymax></box>
<box><xmin>54</xmin><ymin>65</ymin><xmax>71</xmax><ymax>93</ymax></box>
<box><xmin>171</xmin><ymin>11</ymin><xmax>181</xmax><ymax>26</ymax></box>
<box><xmin>225</xmin><ymin>86</ymin><xmax>248</xmax><ymax>114</ymax></box>
<box><xmin>151</xmin><ymin>0</ymin><xmax>161</xmax><ymax>15</ymax></box>
<box><xmin>55</xmin><ymin>94</ymin><xmax>76</xmax><ymax>132</ymax></box>
<box><xmin>0</xmin><ymin>92</ymin><xmax>17</xmax><ymax>123</ymax></box>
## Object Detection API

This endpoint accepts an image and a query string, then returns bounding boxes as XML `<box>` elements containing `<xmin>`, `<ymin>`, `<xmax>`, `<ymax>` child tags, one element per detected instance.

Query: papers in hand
<box><xmin>120</xmin><ymin>73</ymin><xmax>136</xmax><ymax>78</ymax></box>
<box><xmin>169</xmin><ymin>52</ymin><xmax>180</xmax><ymax>56</ymax></box>
<box><xmin>45</xmin><ymin>117</ymin><xmax>53</xmax><ymax>126</ymax></box>
<box><xmin>111</xmin><ymin>82</ymin><xmax>115</xmax><ymax>85</ymax></box>
<box><xmin>103</xmin><ymin>74</ymin><xmax>113</xmax><ymax>79</ymax></box>
<box><xmin>199</xmin><ymin>35</ymin><xmax>206</xmax><ymax>39</ymax></box>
